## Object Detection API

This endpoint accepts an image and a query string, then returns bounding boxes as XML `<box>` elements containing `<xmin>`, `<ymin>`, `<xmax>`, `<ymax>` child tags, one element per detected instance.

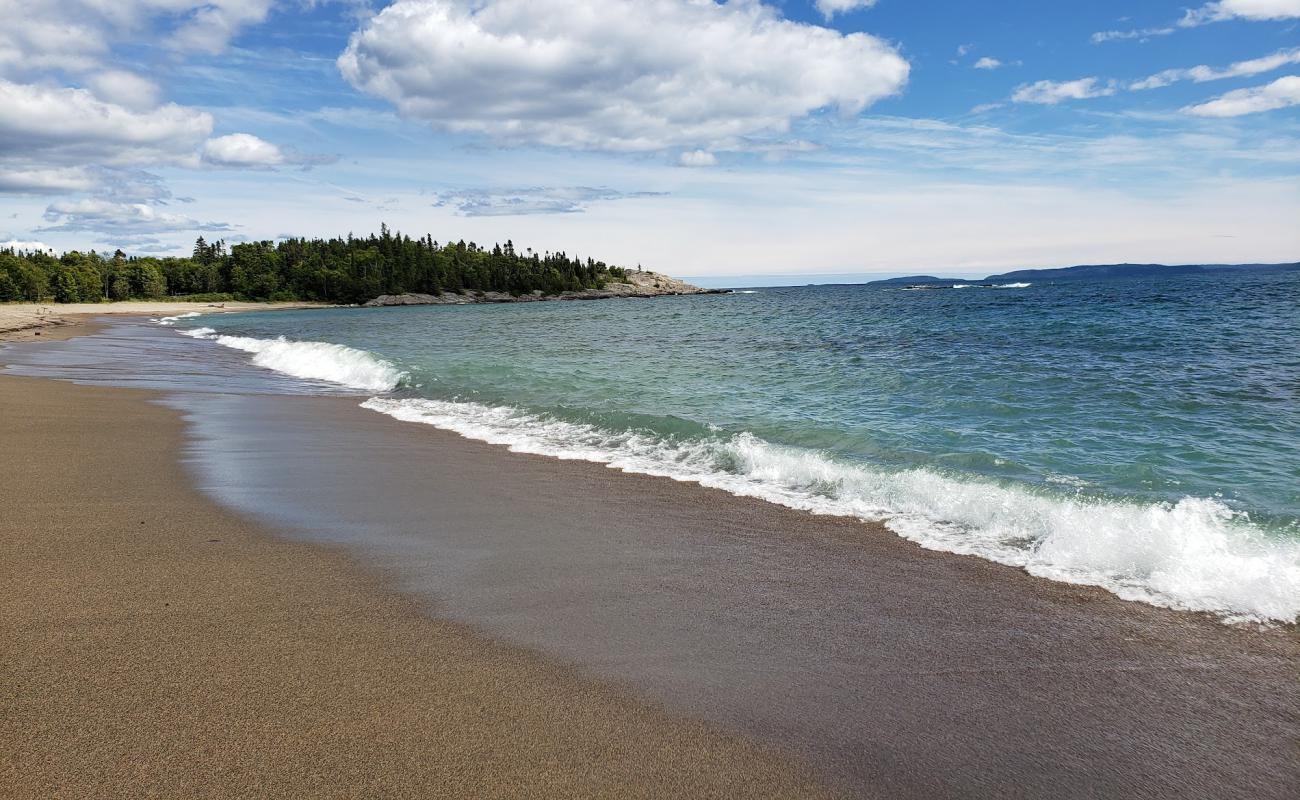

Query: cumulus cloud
<box><xmin>814</xmin><ymin>0</ymin><xmax>878</xmax><ymax>19</ymax></box>
<box><xmin>1183</xmin><ymin>75</ymin><xmax>1300</xmax><ymax>116</ymax></box>
<box><xmin>432</xmin><ymin>186</ymin><xmax>666</xmax><ymax>216</ymax></box>
<box><xmin>0</xmin><ymin>79</ymin><xmax>212</xmax><ymax>171</ymax></box>
<box><xmin>1131</xmin><ymin>48</ymin><xmax>1300</xmax><ymax>89</ymax></box>
<box><xmin>202</xmin><ymin>133</ymin><xmax>287</xmax><ymax>167</ymax></box>
<box><xmin>338</xmin><ymin>0</ymin><xmax>909</xmax><ymax>152</ymax></box>
<box><xmin>973</xmin><ymin>57</ymin><xmax>1002</xmax><ymax>70</ymax></box>
<box><xmin>85</xmin><ymin>69</ymin><xmax>161</xmax><ymax>110</ymax></box>
<box><xmin>169</xmin><ymin>0</ymin><xmax>276</xmax><ymax>54</ymax></box>
<box><xmin>1181</xmin><ymin>0</ymin><xmax>1300</xmax><ymax>25</ymax></box>
<box><xmin>0</xmin><ymin>1</ymin><xmax>273</xmax><ymax>76</ymax></box>
<box><xmin>39</xmin><ymin>198</ymin><xmax>234</xmax><ymax>234</ymax></box>
<box><xmin>678</xmin><ymin>150</ymin><xmax>718</xmax><ymax>167</ymax></box>
<box><xmin>1011</xmin><ymin>77</ymin><xmax>1116</xmax><ymax>104</ymax></box>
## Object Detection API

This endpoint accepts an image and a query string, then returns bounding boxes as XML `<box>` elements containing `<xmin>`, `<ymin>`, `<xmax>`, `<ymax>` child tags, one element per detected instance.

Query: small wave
<box><xmin>181</xmin><ymin>328</ymin><xmax>405</xmax><ymax>392</ymax></box>
<box><xmin>951</xmin><ymin>284</ymin><xmax>973</xmax><ymax>289</ymax></box>
<box><xmin>996</xmin><ymin>282</ymin><xmax>1032</xmax><ymax>289</ymax></box>
<box><xmin>154</xmin><ymin>311</ymin><xmax>203</xmax><ymax>326</ymax></box>
<box><xmin>361</xmin><ymin>396</ymin><xmax>1300</xmax><ymax>625</ymax></box>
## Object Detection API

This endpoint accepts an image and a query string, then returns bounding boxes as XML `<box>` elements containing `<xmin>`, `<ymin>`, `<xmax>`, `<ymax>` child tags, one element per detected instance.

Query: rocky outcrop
<box><xmin>363</xmin><ymin>271</ymin><xmax>722</xmax><ymax>308</ymax></box>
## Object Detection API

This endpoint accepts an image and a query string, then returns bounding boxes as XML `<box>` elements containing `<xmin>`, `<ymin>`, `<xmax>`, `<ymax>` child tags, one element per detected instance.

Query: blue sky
<box><xmin>1</xmin><ymin>0</ymin><xmax>1297</xmax><ymax>279</ymax></box>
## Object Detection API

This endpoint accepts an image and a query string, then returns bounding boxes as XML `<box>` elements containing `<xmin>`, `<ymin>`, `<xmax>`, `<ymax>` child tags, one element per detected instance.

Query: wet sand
<box><xmin>0</xmin><ymin>375</ymin><xmax>828</xmax><ymax>798</ymax></box>
<box><xmin>171</xmin><ymin>391</ymin><xmax>1300</xmax><ymax>800</ymax></box>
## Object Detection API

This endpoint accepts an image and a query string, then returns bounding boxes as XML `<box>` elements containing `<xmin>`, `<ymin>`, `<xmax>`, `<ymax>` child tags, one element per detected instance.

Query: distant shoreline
<box><xmin>866</xmin><ymin>260</ymin><xmax>1300</xmax><ymax>287</ymax></box>
<box><xmin>0</xmin><ymin>300</ymin><xmax>327</xmax><ymax>343</ymax></box>
<box><xmin>363</xmin><ymin>269</ymin><xmax>723</xmax><ymax>307</ymax></box>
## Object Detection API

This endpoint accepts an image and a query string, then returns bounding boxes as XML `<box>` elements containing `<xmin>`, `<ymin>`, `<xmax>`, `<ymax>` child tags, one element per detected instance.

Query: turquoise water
<box><xmin>176</xmin><ymin>271</ymin><xmax>1300</xmax><ymax>622</ymax></box>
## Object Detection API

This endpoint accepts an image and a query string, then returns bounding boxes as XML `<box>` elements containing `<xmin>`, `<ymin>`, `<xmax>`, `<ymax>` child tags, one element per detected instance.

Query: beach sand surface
<box><xmin>0</xmin><ymin>375</ymin><xmax>828</xmax><ymax>799</ymax></box>
<box><xmin>0</xmin><ymin>301</ymin><xmax>323</xmax><ymax>342</ymax></box>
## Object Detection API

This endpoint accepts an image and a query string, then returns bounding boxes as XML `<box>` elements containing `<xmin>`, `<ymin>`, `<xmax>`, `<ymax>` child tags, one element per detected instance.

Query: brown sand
<box><xmin>0</xmin><ymin>301</ymin><xmax>323</xmax><ymax>343</ymax></box>
<box><xmin>0</xmin><ymin>375</ymin><xmax>829</xmax><ymax>798</ymax></box>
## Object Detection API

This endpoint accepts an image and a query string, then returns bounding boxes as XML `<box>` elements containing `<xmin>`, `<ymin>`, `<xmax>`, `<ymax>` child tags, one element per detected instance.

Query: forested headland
<box><xmin>0</xmin><ymin>226</ymin><xmax>632</xmax><ymax>304</ymax></box>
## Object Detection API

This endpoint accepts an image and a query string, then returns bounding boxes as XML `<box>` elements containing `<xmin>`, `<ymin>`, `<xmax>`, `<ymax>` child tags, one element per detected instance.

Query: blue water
<box><xmin>174</xmin><ymin>272</ymin><xmax>1300</xmax><ymax>623</ymax></box>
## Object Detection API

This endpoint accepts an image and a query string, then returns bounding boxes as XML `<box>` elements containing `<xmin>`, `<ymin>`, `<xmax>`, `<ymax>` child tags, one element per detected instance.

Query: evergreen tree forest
<box><xmin>0</xmin><ymin>226</ymin><xmax>631</xmax><ymax>304</ymax></box>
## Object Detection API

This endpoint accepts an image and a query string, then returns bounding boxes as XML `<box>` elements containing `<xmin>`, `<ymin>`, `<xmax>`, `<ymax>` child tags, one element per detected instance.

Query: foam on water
<box><xmin>181</xmin><ymin>328</ymin><xmax>405</xmax><ymax>392</ymax></box>
<box><xmin>155</xmin><ymin>311</ymin><xmax>203</xmax><ymax>326</ymax></box>
<box><xmin>361</xmin><ymin>395</ymin><xmax>1300</xmax><ymax>624</ymax></box>
<box><xmin>996</xmin><ymin>282</ymin><xmax>1032</xmax><ymax>289</ymax></box>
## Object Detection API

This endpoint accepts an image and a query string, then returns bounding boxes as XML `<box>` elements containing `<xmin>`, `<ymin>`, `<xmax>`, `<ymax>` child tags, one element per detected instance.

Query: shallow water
<box><xmin>163</xmin><ymin>272</ymin><xmax>1300</xmax><ymax>623</ymax></box>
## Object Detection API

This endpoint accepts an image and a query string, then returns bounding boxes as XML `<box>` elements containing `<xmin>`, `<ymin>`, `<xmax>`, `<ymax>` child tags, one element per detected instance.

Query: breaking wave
<box><xmin>181</xmin><ymin>328</ymin><xmax>405</xmax><ymax>392</ymax></box>
<box><xmin>361</xmin><ymin>395</ymin><xmax>1300</xmax><ymax>625</ymax></box>
<box><xmin>155</xmin><ymin>311</ymin><xmax>203</xmax><ymax>326</ymax></box>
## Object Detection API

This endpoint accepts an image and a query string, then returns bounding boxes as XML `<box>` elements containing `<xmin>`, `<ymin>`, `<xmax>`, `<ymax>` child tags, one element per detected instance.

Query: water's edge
<box><xmin>173</xmin><ymin>320</ymin><xmax>1300</xmax><ymax>626</ymax></box>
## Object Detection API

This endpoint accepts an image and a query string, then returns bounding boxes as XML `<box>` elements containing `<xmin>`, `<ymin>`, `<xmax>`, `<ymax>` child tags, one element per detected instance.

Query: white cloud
<box><xmin>0</xmin><ymin>79</ymin><xmax>212</xmax><ymax>169</ymax></box>
<box><xmin>1181</xmin><ymin>0</ymin><xmax>1300</xmax><ymax>25</ymax></box>
<box><xmin>339</xmin><ymin>0</ymin><xmax>909</xmax><ymax>152</ymax></box>
<box><xmin>0</xmin><ymin>239</ymin><xmax>53</xmax><ymax>252</ymax></box>
<box><xmin>202</xmin><ymin>133</ymin><xmax>286</xmax><ymax>167</ymax></box>
<box><xmin>678</xmin><ymin>150</ymin><xmax>718</xmax><ymax>167</ymax></box>
<box><xmin>1090</xmin><ymin>26</ymin><xmax>1176</xmax><ymax>44</ymax></box>
<box><xmin>86</xmin><ymin>69</ymin><xmax>161</xmax><ymax>110</ymax></box>
<box><xmin>432</xmin><ymin>186</ymin><xmax>665</xmax><ymax>216</ymax></box>
<box><xmin>1011</xmin><ymin>77</ymin><xmax>1116</xmax><ymax>104</ymax></box>
<box><xmin>814</xmin><ymin>0</ymin><xmax>878</xmax><ymax>19</ymax></box>
<box><xmin>39</xmin><ymin>198</ymin><xmax>234</xmax><ymax>234</ymax></box>
<box><xmin>0</xmin><ymin>1</ymin><xmax>274</xmax><ymax>78</ymax></box>
<box><xmin>1131</xmin><ymin>48</ymin><xmax>1300</xmax><ymax>89</ymax></box>
<box><xmin>974</xmin><ymin>57</ymin><xmax>1002</xmax><ymax>70</ymax></box>
<box><xmin>170</xmin><ymin>0</ymin><xmax>275</xmax><ymax>54</ymax></box>
<box><xmin>0</xmin><ymin>167</ymin><xmax>99</xmax><ymax>194</ymax></box>
<box><xmin>1183</xmin><ymin>75</ymin><xmax>1300</xmax><ymax>116</ymax></box>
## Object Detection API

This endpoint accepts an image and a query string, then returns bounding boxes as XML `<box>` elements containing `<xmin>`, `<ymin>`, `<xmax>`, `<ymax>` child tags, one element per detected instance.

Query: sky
<box><xmin>1</xmin><ymin>0</ymin><xmax>1298</xmax><ymax>281</ymax></box>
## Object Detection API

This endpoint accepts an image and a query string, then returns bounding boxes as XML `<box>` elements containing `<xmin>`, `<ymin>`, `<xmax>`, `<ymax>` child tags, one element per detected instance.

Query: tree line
<box><xmin>0</xmin><ymin>225</ymin><xmax>631</xmax><ymax>304</ymax></box>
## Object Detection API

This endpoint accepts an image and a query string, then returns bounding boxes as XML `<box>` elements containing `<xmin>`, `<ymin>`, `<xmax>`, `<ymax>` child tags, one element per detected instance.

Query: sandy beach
<box><xmin>0</xmin><ymin>301</ymin><xmax>325</xmax><ymax>343</ymax></box>
<box><xmin>3</xmin><ymin>317</ymin><xmax>1298</xmax><ymax>799</ymax></box>
<box><xmin>0</xmin><ymin>373</ymin><xmax>827</xmax><ymax>798</ymax></box>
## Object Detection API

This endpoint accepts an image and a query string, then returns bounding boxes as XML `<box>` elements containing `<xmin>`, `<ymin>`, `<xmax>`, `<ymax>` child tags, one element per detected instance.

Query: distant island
<box><xmin>868</xmin><ymin>261</ymin><xmax>1300</xmax><ymax>287</ymax></box>
<box><xmin>0</xmin><ymin>226</ymin><xmax>711</xmax><ymax>306</ymax></box>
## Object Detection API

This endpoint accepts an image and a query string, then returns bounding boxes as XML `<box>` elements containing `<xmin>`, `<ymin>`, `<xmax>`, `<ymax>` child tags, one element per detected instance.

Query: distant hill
<box><xmin>868</xmin><ymin>262</ymin><xmax>1300</xmax><ymax>286</ymax></box>
<box><xmin>866</xmin><ymin>275</ymin><xmax>969</xmax><ymax>285</ymax></box>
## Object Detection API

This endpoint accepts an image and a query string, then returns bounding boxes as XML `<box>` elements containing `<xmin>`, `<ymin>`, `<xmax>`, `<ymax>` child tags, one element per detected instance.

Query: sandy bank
<box><xmin>0</xmin><ymin>301</ymin><xmax>325</xmax><ymax>343</ymax></box>
<box><xmin>0</xmin><ymin>374</ymin><xmax>826</xmax><ymax>798</ymax></box>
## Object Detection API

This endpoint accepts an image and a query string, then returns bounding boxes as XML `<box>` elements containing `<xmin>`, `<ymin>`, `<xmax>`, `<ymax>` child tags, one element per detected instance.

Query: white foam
<box><xmin>182</xmin><ymin>329</ymin><xmax>405</xmax><ymax>392</ymax></box>
<box><xmin>155</xmin><ymin>311</ymin><xmax>203</xmax><ymax>326</ymax></box>
<box><xmin>361</xmin><ymin>396</ymin><xmax>1300</xmax><ymax>625</ymax></box>
<box><xmin>996</xmin><ymin>282</ymin><xmax>1032</xmax><ymax>288</ymax></box>
<box><xmin>951</xmin><ymin>284</ymin><xmax>973</xmax><ymax>289</ymax></box>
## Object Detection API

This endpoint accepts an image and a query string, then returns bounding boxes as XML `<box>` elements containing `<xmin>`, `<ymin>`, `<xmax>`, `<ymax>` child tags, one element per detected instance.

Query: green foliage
<box><xmin>175</xmin><ymin>293</ymin><xmax>236</xmax><ymax>303</ymax></box>
<box><xmin>0</xmin><ymin>228</ymin><xmax>629</xmax><ymax>305</ymax></box>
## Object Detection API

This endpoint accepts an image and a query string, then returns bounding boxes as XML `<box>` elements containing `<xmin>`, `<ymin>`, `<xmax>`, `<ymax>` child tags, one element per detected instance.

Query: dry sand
<box><xmin>0</xmin><ymin>374</ymin><xmax>828</xmax><ymax>798</ymax></box>
<box><xmin>0</xmin><ymin>301</ymin><xmax>323</xmax><ymax>343</ymax></box>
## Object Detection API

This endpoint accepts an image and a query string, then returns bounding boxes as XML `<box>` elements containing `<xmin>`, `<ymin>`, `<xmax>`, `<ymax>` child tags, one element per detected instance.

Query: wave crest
<box><xmin>183</xmin><ymin>329</ymin><xmax>405</xmax><ymax>392</ymax></box>
<box><xmin>361</xmin><ymin>396</ymin><xmax>1300</xmax><ymax>624</ymax></box>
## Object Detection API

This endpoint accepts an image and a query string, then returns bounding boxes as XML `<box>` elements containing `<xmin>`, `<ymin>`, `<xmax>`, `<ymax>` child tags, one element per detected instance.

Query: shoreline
<box><xmin>0</xmin><ymin>300</ymin><xmax>328</xmax><ymax>343</ymax></box>
<box><xmin>0</xmin><ymin>373</ymin><xmax>828</xmax><ymax>798</ymax></box>
<box><xmin>4</xmin><ymin>321</ymin><xmax>1298</xmax><ymax>798</ymax></box>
